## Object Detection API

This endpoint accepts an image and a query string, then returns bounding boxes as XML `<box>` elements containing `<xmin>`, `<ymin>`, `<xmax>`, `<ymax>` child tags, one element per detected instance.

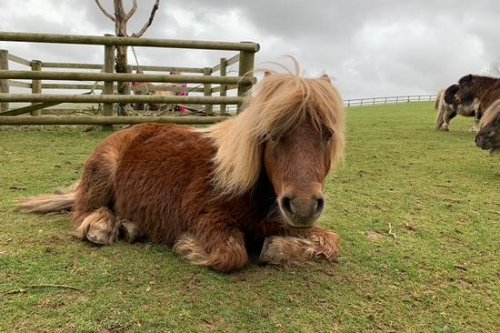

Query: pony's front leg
<box><xmin>440</xmin><ymin>109</ymin><xmax>454</xmax><ymax>131</ymax></box>
<box><xmin>259</xmin><ymin>226</ymin><xmax>339</xmax><ymax>266</ymax></box>
<box><xmin>471</xmin><ymin>112</ymin><xmax>481</xmax><ymax>132</ymax></box>
<box><xmin>174</xmin><ymin>213</ymin><xmax>248</xmax><ymax>272</ymax></box>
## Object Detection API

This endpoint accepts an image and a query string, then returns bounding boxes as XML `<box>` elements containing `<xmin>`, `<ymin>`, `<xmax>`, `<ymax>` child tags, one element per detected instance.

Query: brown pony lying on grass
<box><xmin>17</xmin><ymin>66</ymin><xmax>345</xmax><ymax>272</ymax></box>
<box><xmin>475</xmin><ymin>99</ymin><xmax>500</xmax><ymax>153</ymax></box>
<box><xmin>435</xmin><ymin>84</ymin><xmax>478</xmax><ymax>131</ymax></box>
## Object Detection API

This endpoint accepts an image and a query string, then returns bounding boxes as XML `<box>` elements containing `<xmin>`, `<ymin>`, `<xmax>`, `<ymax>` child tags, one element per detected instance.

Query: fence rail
<box><xmin>0</xmin><ymin>31</ymin><xmax>259</xmax><ymax>125</ymax></box>
<box><xmin>344</xmin><ymin>95</ymin><xmax>435</xmax><ymax>107</ymax></box>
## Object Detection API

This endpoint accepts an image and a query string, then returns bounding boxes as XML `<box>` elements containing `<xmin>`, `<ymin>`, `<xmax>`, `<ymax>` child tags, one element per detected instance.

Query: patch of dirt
<box><xmin>366</xmin><ymin>230</ymin><xmax>385</xmax><ymax>241</ymax></box>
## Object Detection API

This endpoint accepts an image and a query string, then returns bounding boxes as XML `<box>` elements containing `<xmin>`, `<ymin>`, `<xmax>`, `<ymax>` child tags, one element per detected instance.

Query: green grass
<box><xmin>0</xmin><ymin>102</ymin><xmax>498</xmax><ymax>333</ymax></box>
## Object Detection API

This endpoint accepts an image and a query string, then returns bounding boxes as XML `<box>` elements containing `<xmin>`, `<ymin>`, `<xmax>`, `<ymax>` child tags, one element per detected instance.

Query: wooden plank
<box><xmin>31</xmin><ymin>60</ymin><xmax>42</xmax><ymax>116</ymax></box>
<box><xmin>41</xmin><ymin>62</ymin><xmax>103</xmax><ymax>69</ymax></box>
<box><xmin>212</xmin><ymin>84</ymin><xmax>237</xmax><ymax>93</ymax></box>
<box><xmin>102</xmin><ymin>37</ymin><xmax>115</xmax><ymax>130</ymax></box>
<box><xmin>40</xmin><ymin>83</ymin><xmax>205</xmax><ymax>93</ymax></box>
<box><xmin>212</xmin><ymin>54</ymin><xmax>239</xmax><ymax>73</ymax></box>
<box><xmin>0</xmin><ymin>31</ymin><xmax>260</xmax><ymax>52</ymax></box>
<box><xmin>7</xmin><ymin>53</ymin><xmax>31</xmax><ymax>66</ymax></box>
<box><xmin>0</xmin><ymin>102</ymin><xmax>61</xmax><ymax>116</ymax></box>
<box><xmin>203</xmin><ymin>67</ymin><xmax>213</xmax><ymax>115</ymax></box>
<box><xmin>40</xmin><ymin>62</ymin><xmax>205</xmax><ymax>74</ymax></box>
<box><xmin>0</xmin><ymin>115</ymin><xmax>230</xmax><ymax>126</ymax></box>
<box><xmin>8</xmin><ymin>80</ymin><xmax>31</xmax><ymax>88</ymax></box>
<box><xmin>0</xmin><ymin>93</ymin><xmax>245</xmax><ymax>105</ymax></box>
<box><xmin>237</xmin><ymin>45</ymin><xmax>256</xmax><ymax>113</ymax></box>
<box><xmin>131</xmin><ymin>65</ymin><xmax>204</xmax><ymax>73</ymax></box>
<box><xmin>0</xmin><ymin>70</ymin><xmax>256</xmax><ymax>85</ymax></box>
<box><xmin>219</xmin><ymin>58</ymin><xmax>227</xmax><ymax>115</ymax></box>
<box><xmin>0</xmin><ymin>50</ymin><xmax>9</xmax><ymax>111</ymax></box>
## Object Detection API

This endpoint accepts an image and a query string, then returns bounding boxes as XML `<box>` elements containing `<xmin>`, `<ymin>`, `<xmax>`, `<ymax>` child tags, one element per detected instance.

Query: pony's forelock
<box><xmin>202</xmin><ymin>62</ymin><xmax>345</xmax><ymax>196</ymax></box>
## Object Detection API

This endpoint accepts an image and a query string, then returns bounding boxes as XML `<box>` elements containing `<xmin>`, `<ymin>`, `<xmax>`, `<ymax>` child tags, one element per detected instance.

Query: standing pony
<box><xmin>17</xmin><ymin>68</ymin><xmax>345</xmax><ymax>272</ymax></box>
<box><xmin>435</xmin><ymin>84</ymin><xmax>478</xmax><ymax>131</ymax></box>
<box><xmin>475</xmin><ymin>99</ymin><xmax>500</xmax><ymax>153</ymax></box>
<box><xmin>455</xmin><ymin>74</ymin><xmax>500</xmax><ymax>119</ymax></box>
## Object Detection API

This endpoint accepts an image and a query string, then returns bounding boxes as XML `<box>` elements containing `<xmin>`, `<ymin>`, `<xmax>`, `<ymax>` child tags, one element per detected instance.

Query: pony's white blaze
<box><xmin>201</xmin><ymin>64</ymin><xmax>345</xmax><ymax>197</ymax></box>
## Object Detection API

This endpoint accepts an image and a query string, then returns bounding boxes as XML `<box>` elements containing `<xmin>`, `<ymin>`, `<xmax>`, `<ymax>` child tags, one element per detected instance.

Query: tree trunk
<box><xmin>114</xmin><ymin>0</ymin><xmax>132</xmax><ymax>115</ymax></box>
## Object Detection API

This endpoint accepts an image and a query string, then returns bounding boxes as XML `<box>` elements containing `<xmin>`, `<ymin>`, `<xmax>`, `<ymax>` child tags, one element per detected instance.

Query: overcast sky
<box><xmin>0</xmin><ymin>0</ymin><xmax>499</xmax><ymax>99</ymax></box>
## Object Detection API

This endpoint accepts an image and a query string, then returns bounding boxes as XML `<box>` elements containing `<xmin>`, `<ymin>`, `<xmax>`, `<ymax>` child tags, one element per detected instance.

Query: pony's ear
<box><xmin>459</xmin><ymin>74</ymin><xmax>473</xmax><ymax>85</ymax></box>
<box><xmin>320</xmin><ymin>74</ymin><xmax>331</xmax><ymax>83</ymax></box>
<box><xmin>264</xmin><ymin>70</ymin><xmax>272</xmax><ymax>77</ymax></box>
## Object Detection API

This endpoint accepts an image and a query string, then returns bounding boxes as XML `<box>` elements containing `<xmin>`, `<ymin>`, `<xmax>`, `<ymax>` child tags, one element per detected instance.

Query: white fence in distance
<box><xmin>344</xmin><ymin>94</ymin><xmax>435</xmax><ymax>107</ymax></box>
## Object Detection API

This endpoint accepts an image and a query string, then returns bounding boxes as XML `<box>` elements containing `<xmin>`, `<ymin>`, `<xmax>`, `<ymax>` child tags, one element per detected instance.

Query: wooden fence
<box><xmin>344</xmin><ymin>95</ymin><xmax>435</xmax><ymax>107</ymax></box>
<box><xmin>0</xmin><ymin>31</ymin><xmax>259</xmax><ymax>126</ymax></box>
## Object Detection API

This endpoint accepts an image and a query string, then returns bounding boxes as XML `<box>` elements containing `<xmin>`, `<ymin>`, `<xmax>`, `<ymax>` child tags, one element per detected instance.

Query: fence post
<box><xmin>219</xmin><ymin>57</ymin><xmax>227</xmax><ymax>115</ymax></box>
<box><xmin>360</xmin><ymin>99</ymin><xmax>363</xmax><ymax>107</ymax></box>
<box><xmin>407</xmin><ymin>96</ymin><xmax>410</xmax><ymax>103</ymax></box>
<box><xmin>102</xmin><ymin>34</ymin><xmax>115</xmax><ymax>130</ymax></box>
<box><xmin>237</xmin><ymin>43</ymin><xmax>255</xmax><ymax>113</ymax></box>
<box><xmin>203</xmin><ymin>67</ymin><xmax>213</xmax><ymax>115</ymax></box>
<box><xmin>30</xmin><ymin>60</ymin><xmax>42</xmax><ymax>116</ymax></box>
<box><xmin>0</xmin><ymin>49</ymin><xmax>9</xmax><ymax>112</ymax></box>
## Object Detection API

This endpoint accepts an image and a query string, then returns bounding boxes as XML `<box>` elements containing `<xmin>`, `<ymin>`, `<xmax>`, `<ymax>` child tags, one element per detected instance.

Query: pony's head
<box><xmin>443</xmin><ymin>84</ymin><xmax>459</xmax><ymax>105</ymax></box>
<box><xmin>204</xmin><ymin>65</ymin><xmax>345</xmax><ymax>228</ymax></box>
<box><xmin>475</xmin><ymin>99</ymin><xmax>500</xmax><ymax>153</ymax></box>
<box><xmin>455</xmin><ymin>74</ymin><xmax>476</xmax><ymax>106</ymax></box>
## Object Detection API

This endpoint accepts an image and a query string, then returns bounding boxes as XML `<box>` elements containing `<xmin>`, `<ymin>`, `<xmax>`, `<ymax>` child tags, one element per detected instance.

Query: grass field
<box><xmin>0</xmin><ymin>102</ymin><xmax>498</xmax><ymax>333</ymax></box>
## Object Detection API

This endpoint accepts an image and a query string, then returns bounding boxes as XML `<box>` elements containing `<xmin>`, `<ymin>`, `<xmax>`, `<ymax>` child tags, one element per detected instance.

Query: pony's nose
<box><xmin>280</xmin><ymin>194</ymin><xmax>324</xmax><ymax>227</ymax></box>
<box><xmin>475</xmin><ymin>134</ymin><xmax>491</xmax><ymax>149</ymax></box>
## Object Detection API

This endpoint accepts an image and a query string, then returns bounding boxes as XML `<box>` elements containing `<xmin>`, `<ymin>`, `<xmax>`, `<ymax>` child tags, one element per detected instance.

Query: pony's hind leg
<box><xmin>174</xmin><ymin>213</ymin><xmax>248</xmax><ymax>272</ymax></box>
<box><xmin>72</xmin><ymin>130</ymin><xmax>135</xmax><ymax>244</ymax></box>
<box><xmin>259</xmin><ymin>227</ymin><xmax>339</xmax><ymax>266</ymax></box>
<box><xmin>73</xmin><ymin>207</ymin><xmax>119</xmax><ymax>245</ymax></box>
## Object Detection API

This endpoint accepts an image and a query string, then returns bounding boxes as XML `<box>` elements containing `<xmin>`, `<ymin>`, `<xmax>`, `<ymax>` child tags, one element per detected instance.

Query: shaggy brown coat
<box><xmin>475</xmin><ymin>99</ymin><xmax>500</xmax><ymax>153</ymax></box>
<box><xmin>456</xmin><ymin>74</ymin><xmax>500</xmax><ymax>115</ymax></box>
<box><xmin>17</xmin><ymin>69</ymin><xmax>345</xmax><ymax>272</ymax></box>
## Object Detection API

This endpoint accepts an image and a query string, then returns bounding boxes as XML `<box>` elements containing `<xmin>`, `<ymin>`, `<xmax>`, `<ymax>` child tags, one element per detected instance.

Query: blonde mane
<box><xmin>482</xmin><ymin>99</ymin><xmax>500</xmax><ymax>125</ymax></box>
<box><xmin>202</xmin><ymin>65</ymin><xmax>345</xmax><ymax>196</ymax></box>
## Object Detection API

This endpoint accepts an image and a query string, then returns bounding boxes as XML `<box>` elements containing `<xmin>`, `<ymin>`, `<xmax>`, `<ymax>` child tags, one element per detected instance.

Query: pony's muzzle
<box><xmin>279</xmin><ymin>193</ymin><xmax>324</xmax><ymax>228</ymax></box>
<box><xmin>475</xmin><ymin>133</ymin><xmax>492</xmax><ymax>150</ymax></box>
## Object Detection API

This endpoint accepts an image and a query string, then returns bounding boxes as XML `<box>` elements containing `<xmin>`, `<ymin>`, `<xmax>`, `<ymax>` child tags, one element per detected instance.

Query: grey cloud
<box><xmin>1</xmin><ymin>0</ymin><xmax>499</xmax><ymax>98</ymax></box>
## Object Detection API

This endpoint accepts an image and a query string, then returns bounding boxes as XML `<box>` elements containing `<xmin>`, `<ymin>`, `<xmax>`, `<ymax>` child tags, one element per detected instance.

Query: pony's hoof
<box><xmin>439</xmin><ymin>127</ymin><xmax>450</xmax><ymax>132</ymax></box>
<box><xmin>120</xmin><ymin>220</ymin><xmax>143</xmax><ymax>243</ymax></box>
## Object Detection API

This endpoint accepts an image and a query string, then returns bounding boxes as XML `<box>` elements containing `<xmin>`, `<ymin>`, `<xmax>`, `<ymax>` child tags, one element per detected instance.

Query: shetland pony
<box><xmin>435</xmin><ymin>84</ymin><xmax>478</xmax><ymax>131</ymax></box>
<box><xmin>455</xmin><ymin>74</ymin><xmax>500</xmax><ymax>119</ymax></box>
<box><xmin>17</xmin><ymin>68</ymin><xmax>345</xmax><ymax>272</ymax></box>
<box><xmin>475</xmin><ymin>99</ymin><xmax>500</xmax><ymax>153</ymax></box>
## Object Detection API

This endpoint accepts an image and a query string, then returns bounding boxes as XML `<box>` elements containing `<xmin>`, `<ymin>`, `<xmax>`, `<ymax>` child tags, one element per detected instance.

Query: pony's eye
<box><xmin>268</xmin><ymin>133</ymin><xmax>278</xmax><ymax>142</ymax></box>
<box><xmin>324</xmin><ymin>131</ymin><xmax>333</xmax><ymax>141</ymax></box>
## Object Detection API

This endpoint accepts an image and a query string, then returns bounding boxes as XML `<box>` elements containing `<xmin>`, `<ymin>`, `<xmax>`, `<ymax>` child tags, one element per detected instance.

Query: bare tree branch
<box><xmin>94</xmin><ymin>0</ymin><xmax>116</xmax><ymax>22</ymax></box>
<box><xmin>125</xmin><ymin>0</ymin><xmax>138</xmax><ymax>21</ymax></box>
<box><xmin>132</xmin><ymin>0</ymin><xmax>160</xmax><ymax>37</ymax></box>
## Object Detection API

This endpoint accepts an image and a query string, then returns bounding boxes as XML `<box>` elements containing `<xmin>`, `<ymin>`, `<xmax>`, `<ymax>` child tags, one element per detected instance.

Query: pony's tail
<box><xmin>15</xmin><ymin>182</ymin><xmax>78</xmax><ymax>214</ymax></box>
<box><xmin>434</xmin><ymin>90</ymin><xmax>443</xmax><ymax>111</ymax></box>
<box><xmin>436</xmin><ymin>103</ymin><xmax>446</xmax><ymax>130</ymax></box>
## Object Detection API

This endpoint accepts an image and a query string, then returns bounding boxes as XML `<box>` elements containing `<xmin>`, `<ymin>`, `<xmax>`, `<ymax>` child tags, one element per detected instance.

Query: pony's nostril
<box><xmin>281</xmin><ymin>196</ymin><xmax>293</xmax><ymax>214</ymax></box>
<box><xmin>315</xmin><ymin>197</ymin><xmax>325</xmax><ymax>214</ymax></box>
